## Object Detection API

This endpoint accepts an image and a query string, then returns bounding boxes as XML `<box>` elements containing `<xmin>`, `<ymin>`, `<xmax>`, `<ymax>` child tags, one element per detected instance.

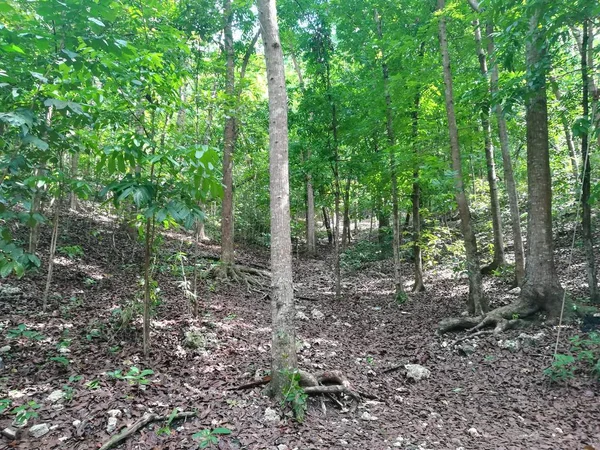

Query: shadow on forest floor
<box><xmin>0</xmin><ymin>206</ymin><xmax>599</xmax><ymax>450</ymax></box>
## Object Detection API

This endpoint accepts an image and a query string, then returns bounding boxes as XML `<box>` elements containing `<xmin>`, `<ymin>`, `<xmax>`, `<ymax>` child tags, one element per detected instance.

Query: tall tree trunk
<box><xmin>42</xmin><ymin>195</ymin><xmax>60</xmax><ymax>312</ymax></box>
<box><xmin>306</xmin><ymin>169</ymin><xmax>316</xmax><ymax>255</ymax></box>
<box><xmin>472</xmin><ymin>20</ymin><xmax>505</xmax><ymax>271</ymax></box>
<box><xmin>550</xmin><ymin>77</ymin><xmax>580</xmax><ymax>180</ymax></box>
<box><xmin>258</xmin><ymin>0</ymin><xmax>297</xmax><ymax>400</ymax></box>
<box><xmin>411</xmin><ymin>83</ymin><xmax>425</xmax><ymax>292</ymax></box>
<box><xmin>580</xmin><ymin>20</ymin><xmax>598</xmax><ymax>302</ymax></box>
<box><xmin>220</xmin><ymin>0</ymin><xmax>235</xmax><ymax>265</ymax></box>
<box><xmin>322</xmin><ymin>206</ymin><xmax>333</xmax><ymax>245</ymax></box>
<box><xmin>376</xmin><ymin>9</ymin><xmax>404</xmax><ymax>298</ymax></box>
<box><xmin>520</xmin><ymin>3</ymin><xmax>563</xmax><ymax>314</ymax></box>
<box><xmin>437</xmin><ymin>0</ymin><xmax>486</xmax><ymax>315</ymax></box>
<box><xmin>342</xmin><ymin>178</ymin><xmax>351</xmax><ymax>250</ymax></box>
<box><xmin>484</xmin><ymin>19</ymin><xmax>525</xmax><ymax>286</ymax></box>
<box><xmin>69</xmin><ymin>153</ymin><xmax>78</xmax><ymax>211</ymax></box>
<box><xmin>291</xmin><ymin>52</ymin><xmax>317</xmax><ymax>256</ymax></box>
<box><xmin>143</xmin><ymin>217</ymin><xmax>153</xmax><ymax>356</ymax></box>
<box><xmin>332</xmin><ymin>102</ymin><xmax>342</xmax><ymax>301</ymax></box>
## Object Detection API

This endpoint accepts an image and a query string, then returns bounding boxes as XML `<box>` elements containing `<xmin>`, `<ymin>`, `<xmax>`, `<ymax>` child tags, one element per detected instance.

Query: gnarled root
<box><xmin>439</xmin><ymin>299</ymin><xmax>539</xmax><ymax>335</ymax></box>
<box><xmin>207</xmin><ymin>263</ymin><xmax>270</xmax><ymax>292</ymax></box>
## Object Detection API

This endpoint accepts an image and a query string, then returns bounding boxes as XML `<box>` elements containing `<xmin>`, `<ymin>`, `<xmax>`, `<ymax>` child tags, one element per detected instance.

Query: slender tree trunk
<box><xmin>437</xmin><ymin>0</ymin><xmax>486</xmax><ymax>315</ymax></box>
<box><xmin>550</xmin><ymin>77</ymin><xmax>580</xmax><ymax>180</ymax></box>
<box><xmin>375</xmin><ymin>9</ymin><xmax>404</xmax><ymax>298</ymax></box>
<box><xmin>472</xmin><ymin>20</ymin><xmax>505</xmax><ymax>270</ymax></box>
<box><xmin>306</xmin><ymin>172</ymin><xmax>316</xmax><ymax>255</ymax></box>
<box><xmin>29</xmin><ymin>107</ymin><xmax>54</xmax><ymax>254</ymax></box>
<box><xmin>258</xmin><ymin>0</ymin><xmax>297</xmax><ymax>400</ymax></box>
<box><xmin>322</xmin><ymin>206</ymin><xmax>333</xmax><ymax>245</ymax></box>
<box><xmin>333</xmin><ymin>106</ymin><xmax>342</xmax><ymax>301</ymax></box>
<box><xmin>520</xmin><ymin>2</ymin><xmax>563</xmax><ymax>314</ymax></box>
<box><xmin>580</xmin><ymin>20</ymin><xmax>598</xmax><ymax>302</ymax></box>
<box><xmin>220</xmin><ymin>0</ymin><xmax>235</xmax><ymax>265</ymax></box>
<box><xmin>484</xmin><ymin>20</ymin><xmax>525</xmax><ymax>286</ymax></box>
<box><xmin>290</xmin><ymin>52</ymin><xmax>317</xmax><ymax>256</ymax></box>
<box><xmin>69</xmin><ymin>153</ymin><xmax>78</xmax><ymax>211</ymax></box>
<box><xmin>142</xmin><ymin>217</ymin><xmax>152</xmax><ymax>356</ymax></box>
<box><xmin>42</xmin><ymin>195</ymin><xmax>60</xmax><ymax>312</ymax></box>
<box><xmin>342</xmin><ymin>178</ymin><xmax>351</xmax><ymax>249</ymax></box>
<box><xmin>411</xmin><ymin>86</ymin><xmax>425</xmax><ymax>292</ymax></box>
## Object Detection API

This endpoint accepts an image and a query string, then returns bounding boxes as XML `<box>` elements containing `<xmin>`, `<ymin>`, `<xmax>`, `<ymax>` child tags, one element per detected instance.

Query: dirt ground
<box><xmin>0</xmin><ymin>208</ymin><xmax>599</xmax><ymax>450</ymax></box>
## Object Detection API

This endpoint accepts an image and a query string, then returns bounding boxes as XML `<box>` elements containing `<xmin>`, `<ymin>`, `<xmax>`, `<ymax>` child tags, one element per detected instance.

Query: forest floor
<box><xmin>0</xmin><ymin>206</ymin><xmax>599</xmax><ymax>450</ymax></box>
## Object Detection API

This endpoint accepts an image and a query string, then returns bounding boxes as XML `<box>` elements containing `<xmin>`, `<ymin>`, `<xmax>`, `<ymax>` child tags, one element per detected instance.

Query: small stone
<box><xmin>8</xmin><ymin>390</ymin><xmax>25</xmax><ymax>400</ymax></box>
<box><xmin>555</xmin><ymin>427</ymin><xmax>563</xmax><ymax>434</ymax></box>
<box><xmin>47</xmin><ymin>389</ymin><xmax>66</xmax><ymax>403</ymax></box>
<box><xmin>518</xmin><ymin>332</ymin><xmax>545</xmax><ymax>346</ymax></box>
<box><xmin>339</xmin><ymin>440</ymin><xmax>349</xmax><ymax>446</ymax></box>
<box><xmin>58</xmin><ymin>347</ymin><xmax>71</xmax><ymax>354</ymax></box>
<box><xmin>1</xmin><ymin>427</ymin><xmax>18</xmax><ymax>440</ymax></box>
<box><xmin>29</xmin><ymin>423</ymin><xmax>50</xmax><ymax>438</ymax></box>
<box><xmin>467</xmin><ymin>427</ymin><xmax>480</xmax><ymax>438</ymax></box>
<box><xmin>277</xmin><ymin>445</ymin><xmax>289</xmax><ymax>450</ymax></box>
<box><xmin>457</xmin><ymin>344</ymin><xmax>476</xmax><ymax>356</ymax></box>
<box><xmin>106</xmin><ymin>417</ymin><xmax>118</xmax><ymax>433</ymax></box>
<box><xmin>72</xmin><ymin>420</ymin><xmax>81</xmax><ymax>427</ymax></box>
<box><xmin>296</xmin><ymin>311</ymin><xmax>309</xmax><ymax>321</ymax></box>
<box><xmin>498</xmin><ymin>339</ymin><xmax>520</xmax><ymax>352</ymax></box>
<box><xmin>311</xmin><ymin>309</ymin><xmax>325</xmax><ymax>320</ymax></box>
<box><xmin>360</xmin><ymin>411</ymin><xmax>378</xmax><ymax>421</ymax></box>
<box><xmin>405</xmin><ymin>364</ymin><xmax>431</xmax><ymax>381</ymax></box>
<box><xmin>0</xmin><ymin>345</ymin><xmax>11</xmax><ymax>353</ymax></box>
<box><xmin>508</xmin><ymin>287</ymin><xmax>521</xmax><ymax>295</ymax></box>
<box><xmin>263</xmin><ymin>407</ymin><xmax>280</xmax><ymax>423</ymax></box>
<box><xmin>107</xmin><ymin>409</ymin><xmax>122</xmax><ymax>418</ymax></box>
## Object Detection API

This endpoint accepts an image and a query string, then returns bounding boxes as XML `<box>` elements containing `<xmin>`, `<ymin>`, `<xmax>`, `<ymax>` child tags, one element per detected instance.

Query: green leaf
<box><xmin>88</xmin><ymin>17</ymin><xmax>105</xmax><ymax>27</ymax></box>
<box><xmin>212</xmin><ymin>428</ymin><xmax>231</xmax><ymax>435</ymax></box>
<box><xmin>22</xmin><ymin>135</ymin><xmax>49</xmax><ymax>151</ymax></box>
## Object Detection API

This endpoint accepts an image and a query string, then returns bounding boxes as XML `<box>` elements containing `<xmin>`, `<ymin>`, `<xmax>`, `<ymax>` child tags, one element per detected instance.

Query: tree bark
<box><xmin>437</xmin><ymin>0</ymin><xmax>486</xmax><ymax>315</ymax></box>
<box><xmin>472</xmin><ymin>20</ymin><xmax>505</xmax><ymax>270</ymax></box>
<box><xmin>220</xmin><ymin>0</ymin><xmax>236</xmax><ymax>265</ymax></box>
<box><xmin>342</xmin><ymin>177</ymin><xmax>351</xmax><ymax>249</ymax></box>
<box><xmin>411</xmin><ymin>76</ymin><xmax>425</xmax><ymax>292</ymax></box>
<box><xmin>69</xmin><ymin>153</ymin><xmax>78</xmax><ymax>211</ymax></box>
<box><xmin>520</xmin><ymin>2</ymin><xmax>563</xmax><ymax>314</ymax></box>
<box><xmin>580</xmin><ymin>20</ymin><xmax>598</xmax><ymax>302</ymax></box>
<box><xmin>258</xmin><ymin>0</ymin><xmax>297</xmax><ymax>399</ymax></box>
<box><xmin>376</xmin><ymin>9</ymin><xmax>404</xmax><ymax>298</ymax></box>
<box><xmin>322</xmin><ymin>206</ymin><xmax>333</xmax><ymax>245</ymax></box>
<box><xmin>484</xmin><ymin>21</ymin><xmax>525</xmax><ymax>286</ymax></box>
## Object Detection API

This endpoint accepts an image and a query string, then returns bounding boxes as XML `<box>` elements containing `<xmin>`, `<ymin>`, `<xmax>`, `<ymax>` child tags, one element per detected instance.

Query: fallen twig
<box><xmin>98</xmin><ymin>411</ymin><xmax>196</xmax><ymax>450</ymax></box>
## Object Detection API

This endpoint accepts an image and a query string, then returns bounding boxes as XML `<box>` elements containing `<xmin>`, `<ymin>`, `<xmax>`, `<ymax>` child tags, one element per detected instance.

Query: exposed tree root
<box><xmin>207</xmin><ymin>263</ymin><xmax>270</xmax><ymax>292</ymax></box>
<box><xmin>98</xmin><ymin>411</ymin><xmax>196</xmax><ymax>450</ymax></box>
<box><xmin>231</xmin><ymin>369</ymin><xmax>375</xmax><ymax>402</ymax></box>
<box><xmin>439</xmin><ymin>299</ymin><xmax>540</xmax><ymax>335</ymax></box>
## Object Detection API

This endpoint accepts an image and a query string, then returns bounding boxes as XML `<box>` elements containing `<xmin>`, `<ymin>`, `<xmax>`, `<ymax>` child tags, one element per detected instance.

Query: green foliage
<box><xmin>0</xmin><ymin>398</ymin><xmax>11</xmax><ymax>415</ymax></box>
<box><xmin>6</xmin><ymin>324</ymin><xmax>45</xmax><ymax>341</ymax></box>
<box><xmin>49</xmin><ymin>356</ymin><xmax>70</xmax><ymax>368</ymax></box>
<box><xmin>192</xmin><ymin>428</ymin><xmax>232</xmax><ymax>448</ymax></box>
<box><xmin>544</xmin><ymin>332</ymin><xmax>600</xmax><ymax>382</ymax></box>
<box><xmin>396</xmin><ymin>291</ymin><xmax>408</xmax><ymax>305</ymax></box>
<box><xmin>11</xmin><ymin>401</ymin><xmax>41</xmax><ymax>426</ymax></box>
<box><xmin>106</xmin><ymin>366</ymin><xmax>154</xmax><ymax>385</ymax></box>
<box><xmin>85</xmin><ymin>379</ymin><xmax>100</xmax><ymax>390</ymax></box>
<box><xmin>57</xmin><ymin>245</ymin><xmax>84</xmax><ymax>259</ymax></box>
<box><xmin>280</xmin><ymin>369</ymin><xmax>308</xmax><ymax>423</ymax></box>
<box><xmin>340</xmin><ymin>240</ymin><xmax>387</xmax><ymax>271</ymax></box>
<box><xmin>155</xmin><ymin>407</ymin><xmax>180</xmax><ymax>436</ymax></box>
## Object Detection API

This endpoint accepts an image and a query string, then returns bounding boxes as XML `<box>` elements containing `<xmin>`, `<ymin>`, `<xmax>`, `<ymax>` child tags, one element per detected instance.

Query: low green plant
<box><xmin>396</xmin><ymin>291</ymin><xmax>408</xmax><ymax>305</ymax></box>
<box><xmin>155</xmin><ymin>407</ymin><xmax>179</xmax><ymax>436</ymax></box>
<box><xmin>192</xmin><ymin>427</ymin><xmax>231</xmax><ymax>448</ymax></box>
<box><xmin>0</xmin><ymin>398</ymin><xmax>11</xmax><ymax>414</ymax></box>
<box><xmin>6</xmin><ymin>324</ymin><xmax>45</xmax><ymax>341</ymax></box>
<box><xmin>49</xmin><ymin>356</ymin><xmax>70</xmax><ymax>367</ymax></box>
<box><xmin>544</xmin><ymin>332</ymin><xmax>600</xmax><ymax>382</ymax></box>
<box><xmin>85</xmin><ymin>379</ymin><xmax>100</xmax><ymax>390</ymax></box>
<box><xmin>12</xmin><ymin>401</ymin><xmax>40</xmax><ymax>426</ymax></box>
<box><xmin>340</xmin><ymin>240</ymin><xmax>387</xmax><ymax>271</ymax></box>
<box><xmin>280</xmin><ymin>369</ymin><xmax>308</xmax><ymax>423</ymax></box>
<box><xmin>62</xmin><ymin>385</ymin><xmax>74</xmax><ymax>402</ymax></box>
<box><xmin>57</xmin><ymin>245</ymin><xmax>84</xmax><ymax>259</ymax></box>
<box><xmin>106</xmin><ymin>366</ymin><xmax>154</xmax><ymax>385</ymax></box>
